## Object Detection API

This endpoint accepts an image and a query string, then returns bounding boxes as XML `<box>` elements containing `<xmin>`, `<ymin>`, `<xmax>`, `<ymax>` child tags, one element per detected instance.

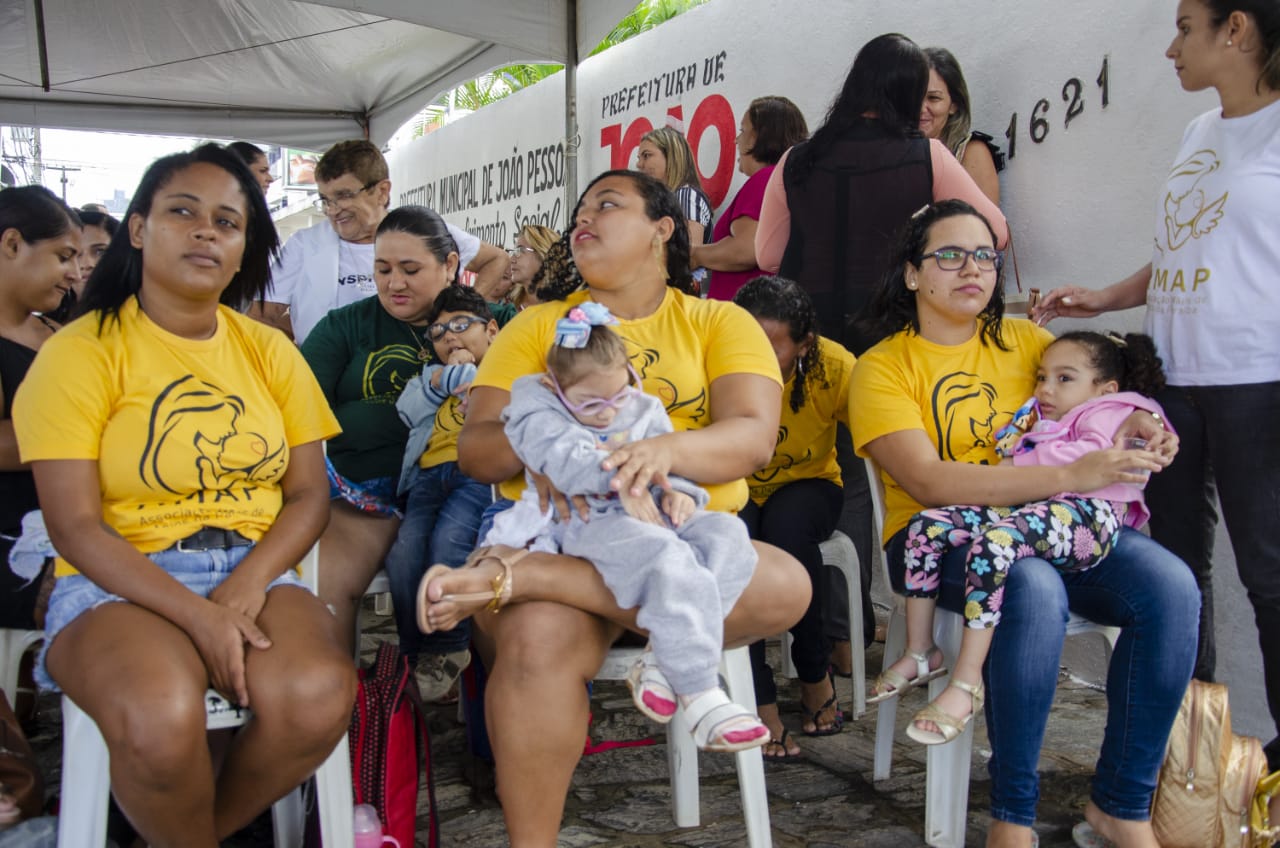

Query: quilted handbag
<box><xmin>1152</xmin><ymin>680</ymin><xmax>1271</xmax><ymax>847</ymax></box>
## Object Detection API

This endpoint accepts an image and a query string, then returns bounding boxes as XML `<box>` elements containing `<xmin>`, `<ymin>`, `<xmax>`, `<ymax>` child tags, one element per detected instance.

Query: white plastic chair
<box><xmin>55</xmin><ymin>544</ymin><xmax>355</xmax><ymax>848</ymax></box>
<box><xmin>595</xmin><ymin>645</ymin><xmax>772</xmax><ymax>848</ymax></box>
<box><xmin>864</xmin><ymin>459</ymin><xmax>1119</xmax><ymax>848</ymax></box>
<box><xmin>0</xmin><ymin>627</ymin><xmax>42</xmax><ymax>706</ymax></box>
<box><xmin>779</xmin><ymin>530</ymin><xmax>866</xmax><ymax>717</ymax></box>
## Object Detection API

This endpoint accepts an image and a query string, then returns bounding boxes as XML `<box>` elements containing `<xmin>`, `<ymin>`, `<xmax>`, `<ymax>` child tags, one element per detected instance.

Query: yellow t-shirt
<box><xmin>472</xmin><ymin>288</ymin><xmax>783</xmax><ymax>511</ymax></box>
<box><xmin>850</xmin><ymin>318</ymin><xmax>1054</xmax><ymax>544</ymax></box>
<box><xmin>749</xmin><ymin>337</ymin><xmax>854</xmax><ymax>504</ymax></box>
<box><xmin>13</xmin><ymin>299</ymin><xmax>341</xmax><ymax>576</ymax></box>
<box><xmin>419</xmin><ymin>393</ymin><xmax>464</xmax><ymax>469</ymax></box>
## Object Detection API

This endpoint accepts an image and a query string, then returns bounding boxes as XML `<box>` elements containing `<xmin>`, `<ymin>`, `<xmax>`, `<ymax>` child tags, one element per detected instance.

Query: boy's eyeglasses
<box><xmin>426</xmin><ymin>314</ymin><xmax>489</xmax><ymax>341</ymax></box>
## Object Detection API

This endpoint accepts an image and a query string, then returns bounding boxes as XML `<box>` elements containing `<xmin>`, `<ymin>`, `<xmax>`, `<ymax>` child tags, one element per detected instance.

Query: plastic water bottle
<box><xmin>353</xmin><ymin>803</ymin><xmax>401</xmax><ymax>848</ymax></box>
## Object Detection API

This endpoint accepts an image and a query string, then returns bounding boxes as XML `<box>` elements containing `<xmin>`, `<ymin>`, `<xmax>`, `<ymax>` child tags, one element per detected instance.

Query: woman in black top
<box><xmin>0</xmin><ymin>186</ymin><xmax>81</xmax><ymax>629</ymax></box>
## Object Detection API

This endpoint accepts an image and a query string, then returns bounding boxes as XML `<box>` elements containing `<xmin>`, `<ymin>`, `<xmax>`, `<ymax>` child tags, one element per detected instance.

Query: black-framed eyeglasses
<box><xmin>426</xmin><ymin>314</ymin><xmax>490</xmax><ymax>341</ymax></box>
<box><xmin>313</xmin><ymin>180</ymin><xmax>380</xmax><ymax>212</ymax></box>
<box><xmin>917</xmin><ymin>246</ymin><xmax>1003</xmax><ymax>272</ymax></box>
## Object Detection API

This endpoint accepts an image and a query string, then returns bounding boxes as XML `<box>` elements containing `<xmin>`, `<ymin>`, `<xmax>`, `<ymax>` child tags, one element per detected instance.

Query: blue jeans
<box><xmin>384</xmin><ymin>462</ymin><xmax>492</xmax><ymax>661</ymax></box>
<box><xmin>887</xmin><ymin>527</ymin><xmax>1198</xmax><ymax>825</ymax></box>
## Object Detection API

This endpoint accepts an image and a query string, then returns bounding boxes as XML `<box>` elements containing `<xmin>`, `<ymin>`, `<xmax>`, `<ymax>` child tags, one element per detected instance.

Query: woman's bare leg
<box><xmin>46</xmin><ymin>603</ymin><xmax>217</xmax><ymax>848</ymax></box>
<box><xmin>1082</xmin><ymin>801</ymin><xmax>1160</xmax><ymax>848</ymax></box>
<box><xmin>213</xmin><ymin>586</ymin><xmax>357</xmax><ymax>837</ymax></box>
<box><xmin>318</xmin><ymin>502</ymin><xmax>400</xmax><ymax>654</ymax></box>
<box><xmin>473</xmin><ymin>602</ymin><xmax>620</xmax><ymax>848</ymax></box>
<box><xmin>986</xmin><ymin>819</ymin><xmax>1036</xmax><ymax>847</ymax></box>
<box><xmin>426</xmin><ymin>540</ymin><xmax>809</xmax><ymax>646</ymax></box>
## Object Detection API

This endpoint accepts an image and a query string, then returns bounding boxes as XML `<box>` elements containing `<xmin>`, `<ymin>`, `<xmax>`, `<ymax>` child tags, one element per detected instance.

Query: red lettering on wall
<box><xmin>688</xmin><ymin>95</ymin><xmax>734</xmax><ymax>207</ymax></box>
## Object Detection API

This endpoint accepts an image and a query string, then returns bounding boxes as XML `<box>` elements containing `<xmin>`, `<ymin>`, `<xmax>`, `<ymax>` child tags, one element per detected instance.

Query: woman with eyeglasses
<box><xmin>299</xmin><ymin>205</ymin><xmax>513</xmax><ymax>699</ymax></box>
<box><xmin>505</xmin><ymin>223</ymin><xmax>558</xmax><ymax>309</ymax></box>
<box><xmin>852</xmin><ymin>200</ymin><xmax>1195</xmax><ymax>848</ymax></box>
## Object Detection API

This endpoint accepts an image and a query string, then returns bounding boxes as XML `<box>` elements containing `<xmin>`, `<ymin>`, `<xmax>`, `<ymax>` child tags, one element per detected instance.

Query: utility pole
<box><xmin>42</xmin><ymin>164</ymin><xmax>80</xmax><ymax>202</ymax></box>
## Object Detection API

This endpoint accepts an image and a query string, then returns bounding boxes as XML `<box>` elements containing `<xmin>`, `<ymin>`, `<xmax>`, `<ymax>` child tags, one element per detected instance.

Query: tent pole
<box><xmin>564</xmin><ymin>1</ymin><xmax>579</xmax><ymax>225</ymax></box>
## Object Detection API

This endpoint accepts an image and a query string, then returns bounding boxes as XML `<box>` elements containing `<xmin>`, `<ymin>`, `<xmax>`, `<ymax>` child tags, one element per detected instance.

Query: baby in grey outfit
<box><xmin>483</xmin><ymin>303</ymin><xmax>767</xmax><ymax>753</ymax></box>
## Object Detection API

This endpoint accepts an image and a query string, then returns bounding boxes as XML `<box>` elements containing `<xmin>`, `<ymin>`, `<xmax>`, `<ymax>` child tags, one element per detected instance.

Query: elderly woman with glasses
<box><xmin>299</xmin><ymin>205</ymin><xmax>513</xmax><ymax>700</ymax></box>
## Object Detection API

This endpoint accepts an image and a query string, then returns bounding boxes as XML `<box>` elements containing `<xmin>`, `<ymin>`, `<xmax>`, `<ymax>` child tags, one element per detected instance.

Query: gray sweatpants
<box><xmin>561</xmin><ymin>505</ymin><xmax>757</xmax><ymax>694</ymax></box>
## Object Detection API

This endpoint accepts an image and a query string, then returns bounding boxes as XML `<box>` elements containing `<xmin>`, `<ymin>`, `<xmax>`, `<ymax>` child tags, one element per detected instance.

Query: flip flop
<box><xmin>800</xmin><ymin>671</ymin><xmax>845</xmax><ymax>737</ymax></box>
<box><xmin>761</xmin><ymin>728</ymin><xmax>802</xmax><ymax>761</ymax></box>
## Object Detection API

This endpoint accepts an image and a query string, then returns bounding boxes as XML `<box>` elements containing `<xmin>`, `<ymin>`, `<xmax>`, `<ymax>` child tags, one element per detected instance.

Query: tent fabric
<box><xmin>0</xmin><ymin>0</ymin><xmax>633</xmax><ymax>150</ymax></box>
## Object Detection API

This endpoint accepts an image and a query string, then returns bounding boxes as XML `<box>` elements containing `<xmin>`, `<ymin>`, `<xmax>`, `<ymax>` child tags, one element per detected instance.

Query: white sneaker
<box><xmin>415</xmin><ymin>648</ymin><xmax>472</xmax><ymax>703</ymax></box>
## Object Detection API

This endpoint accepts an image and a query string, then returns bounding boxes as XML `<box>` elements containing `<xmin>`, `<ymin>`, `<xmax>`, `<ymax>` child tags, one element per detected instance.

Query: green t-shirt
<box><xmin>302</xmin><ymin>296</ymin><xmax>509</xmax><ymax>483</ymax></box>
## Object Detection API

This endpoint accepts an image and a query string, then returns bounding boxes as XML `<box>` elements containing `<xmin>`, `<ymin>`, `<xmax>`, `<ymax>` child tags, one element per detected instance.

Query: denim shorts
<box><xmin>35</xmin><ymin>543</ymin><xmax>305</xmax><ymax>692</ymax></box>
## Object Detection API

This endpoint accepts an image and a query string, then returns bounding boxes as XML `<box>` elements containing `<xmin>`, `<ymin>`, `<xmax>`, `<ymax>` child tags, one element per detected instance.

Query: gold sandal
<box><xmin>867</xmin><ymin>644</ymin><xmax>947</xmax><ymax>704</ymax></box>
<box><xmin>416</xmin><ymin>545</ymin><xmax>528</xmax><ymax>634</ymax></box>
<box><xmin>905</xmin><ymin>678</ymin><xmax>984</xmax><ymax>745</ymax></box>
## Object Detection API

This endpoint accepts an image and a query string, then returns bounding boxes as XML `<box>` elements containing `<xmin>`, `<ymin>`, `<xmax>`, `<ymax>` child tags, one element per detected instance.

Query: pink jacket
<box><xmin>1010</xmin><ymin>391</ymin><xmax>1169</xmax><ymax>529</ymax></box>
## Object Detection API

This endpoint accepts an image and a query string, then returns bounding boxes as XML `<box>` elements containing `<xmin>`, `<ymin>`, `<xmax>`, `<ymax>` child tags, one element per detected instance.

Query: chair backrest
<box><xmin>862</xmin><ymin>457</ymin><xmax>894</xmax><ymax>593</ymax></box>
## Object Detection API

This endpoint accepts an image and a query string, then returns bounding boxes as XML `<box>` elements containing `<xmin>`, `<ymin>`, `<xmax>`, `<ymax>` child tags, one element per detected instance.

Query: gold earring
<box><xmin>651</xmin><ymin>234</ymin><xmax>669</xmax><ymax>281</ymax></box>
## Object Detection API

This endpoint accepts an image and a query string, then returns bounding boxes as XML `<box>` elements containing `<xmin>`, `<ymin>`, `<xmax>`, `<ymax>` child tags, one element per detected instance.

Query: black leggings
<box><xmin>740</xmin><ymin>478</ymin><xmax>843</xmax><ymax>705</ymax></box>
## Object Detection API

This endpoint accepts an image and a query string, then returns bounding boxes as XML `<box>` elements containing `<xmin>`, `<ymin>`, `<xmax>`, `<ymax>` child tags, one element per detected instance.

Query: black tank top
<box><xmin>780</xmin><ymin>120</ymin><xmax>932</xmax><ymax>354</ymax></box>
<box><xmin>1</xmin><ymin>336</ymin><xmax>41</xmax><ymax>533</ymax></box>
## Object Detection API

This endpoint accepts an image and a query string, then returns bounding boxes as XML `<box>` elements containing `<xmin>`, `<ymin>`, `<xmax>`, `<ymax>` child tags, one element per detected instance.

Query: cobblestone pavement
<box><xmin>27</xmin><ymin>602</ymin><xmax>1111</xmax><ymax>847</ymax></box>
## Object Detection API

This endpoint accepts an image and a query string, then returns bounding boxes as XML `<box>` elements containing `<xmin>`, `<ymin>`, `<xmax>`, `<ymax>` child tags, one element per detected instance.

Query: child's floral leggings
<box><xmin>901</xmin><ymin>497</ymin><xmax>1126</xmax><ymax>629</ymax></box>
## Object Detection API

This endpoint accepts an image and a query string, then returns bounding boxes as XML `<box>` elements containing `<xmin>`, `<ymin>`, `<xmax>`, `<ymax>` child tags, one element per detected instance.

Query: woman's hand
<box><xmin>187</xmin><ymin>600</ymin><xmax>272</xmax><ymax>707</ymax></box>
<box><xmin>209</xmin><ymin>572</ymin><xmax>269</xmax><ymax>621</ymax></box>
<box><xmin>661</xmin><ymin>490</ymin><xmax>696</xmax><ymax>527</ymax></box>
<box><xmin>1114</xmin><ymin>410</ymin><xmax>1179</xmax><ymax>465</ymax></box>
<box><xmin>530</xmin><ymin>469</ymin><xmax>590</xmax><ymax>522</ymax></box>
<box><xmin>603</xmin><ymin>435</ymin><xmax>675</xmax><ymax>497</ymax></box>
<box><xmin>1031</xmin><ymin>286</ymin><xmax>1106</xmax><ymax>325</ymax></box>
<box><xmin>619</xmin><ymin>487</ymin><xmax>665</xmax><ymax>526</ymax></box>
<box><xmin>1066</xmin><ymin>445</ymin><xmax>1162</xmax><ymax>493</ymax></box>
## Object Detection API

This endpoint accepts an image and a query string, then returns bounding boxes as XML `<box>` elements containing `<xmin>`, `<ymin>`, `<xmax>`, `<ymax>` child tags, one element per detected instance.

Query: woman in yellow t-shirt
<box><xmin>12</xmin><ymin>145</ymin><xmax>355</xmax><ymax>848</ymax></box>
<box><xmin>850</xmin><ymin>199</ymin><xmax>1194</xmax><ymax>848</ymax></box>
<box><xmin>733</xmin><ymin>275</ymin><xmax>855</xmax><ymax>754</ymax></box>
<box><xmin>418</xmin><ymin>170</ymin><xmax>809</xmax><ymax>842</ymax></box>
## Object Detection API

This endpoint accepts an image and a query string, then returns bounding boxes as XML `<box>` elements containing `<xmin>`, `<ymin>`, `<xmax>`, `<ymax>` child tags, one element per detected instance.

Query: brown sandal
<box><xmin>416</xmin><ymin>545</ymin><xmax>529</xmax><ymax>634</ymax></box>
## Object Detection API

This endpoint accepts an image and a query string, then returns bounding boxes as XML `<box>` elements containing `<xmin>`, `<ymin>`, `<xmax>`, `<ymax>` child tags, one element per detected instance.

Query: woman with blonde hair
<box><xmin>506</xmin><ymin>223</ymin><xmax>558</xmax><ymax>309</ymax></box>
<box><xmin>635</xmin><ymin>126</ymin><xmax>714</xmax><ymax>260</ymax></box>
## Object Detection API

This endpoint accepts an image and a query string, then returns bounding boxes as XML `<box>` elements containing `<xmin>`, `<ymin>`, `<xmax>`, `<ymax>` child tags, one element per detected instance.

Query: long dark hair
<box><xmin>792</xmin><ymin>33</ymin><xmax>927</xmax><ymax>175</ymax></box>
<box><xmin>565</xmin><ymin>170</ymin><xmax>696</xmax><ymax>297</ymax></box>
<box><xmin>79</xmin><ymin>143</ymin><xmax>278</xmax><ymax>326</ymax></box>
<box><xmin>861</xmin><ymin>199</ymin><xmax>1007</xmax><ymax>350</ymax></box>
<box><xmin>376</xmin><ymin>205</ymin><xmax>460</xmax><ymax>285</ymax></box>
<box><xmin>733</xmin><ymin>275</ymin><xmax>827</xmax><ymax>412</ymax></box>
<box><xmin>0</xmin><ymin>185</ymin><xmax>80</xmax><ymax>244</ymax></box>
<box><xmin>1052</xmin><ymin>331</ymin><xmax>1167</xmax><ymax>397</ymax></box>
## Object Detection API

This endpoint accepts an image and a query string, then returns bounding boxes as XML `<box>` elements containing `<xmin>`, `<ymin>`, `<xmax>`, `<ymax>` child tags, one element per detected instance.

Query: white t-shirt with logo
<box><xmin>269</xmin><ymin>220</ymin><xmax>481</xmax><ymax>345</ymax></box>
<box><xmin>1144</xmin><ymin>97</ymin><xmax>1280</xmax><ymax>386</ymax></box>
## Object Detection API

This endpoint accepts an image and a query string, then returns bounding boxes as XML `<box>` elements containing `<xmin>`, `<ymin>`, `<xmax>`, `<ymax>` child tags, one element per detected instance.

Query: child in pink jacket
<box><xmin>871</xmin><ymin>331</ymin><xmax>1169</xmax><ymax>745</ymax></box>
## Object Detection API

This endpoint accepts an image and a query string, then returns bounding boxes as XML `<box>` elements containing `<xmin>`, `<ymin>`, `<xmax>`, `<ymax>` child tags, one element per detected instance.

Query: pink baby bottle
<box><xmin>353</xmin><ymin>803</ymin><xmax>401</xmax><ymax>848</ymax></box>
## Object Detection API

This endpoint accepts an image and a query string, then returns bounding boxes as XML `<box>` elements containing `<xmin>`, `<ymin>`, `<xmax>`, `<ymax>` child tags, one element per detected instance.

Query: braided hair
<box><xmin>1052</xmin><ymin>331</ymin><xmax>1167</xmax><ymax>397</ymax></box>
<box><xmin>733</xmin><ymin>275</ymin><xmax>827</xmax><ymax>412</ymax></box>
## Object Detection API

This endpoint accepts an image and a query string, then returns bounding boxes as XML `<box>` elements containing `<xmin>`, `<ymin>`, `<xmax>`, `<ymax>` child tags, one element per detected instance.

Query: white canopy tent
<box><xmin>1</xmin><ymin>0</ymin><xmax>637</xmax><ymax>199</ymax></box>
